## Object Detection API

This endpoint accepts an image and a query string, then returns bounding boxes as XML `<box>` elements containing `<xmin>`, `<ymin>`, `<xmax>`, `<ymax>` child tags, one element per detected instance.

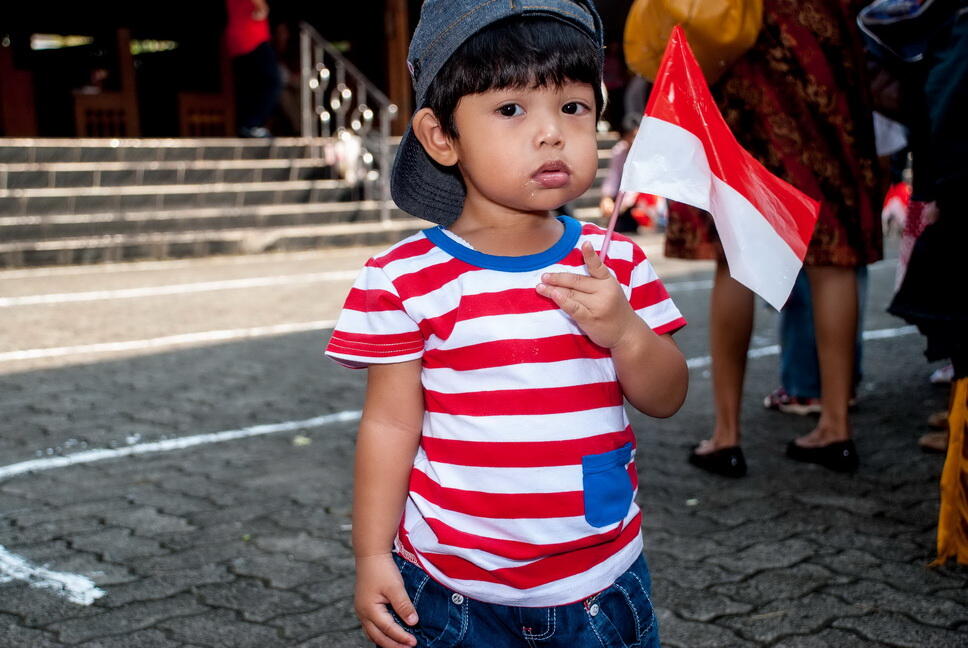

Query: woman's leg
<box><xmin>798</xmin><ymin>265</ymin><xmax>858</xmax><ymax>445</ymax></box>
<box><xmin>696</xmin><ymin>258</ymin><xmax>755</xmax><ymax>452</ymax></box>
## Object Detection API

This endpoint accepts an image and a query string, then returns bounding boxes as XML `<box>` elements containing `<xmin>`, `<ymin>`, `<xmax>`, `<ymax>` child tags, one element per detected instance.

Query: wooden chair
<box><xmin>0</xmin><ymin>42</ymin><xmax>38</xmax><ymax>136</ymax></box>
<box><xmin>73</xmin><ymin>29</ymin><xmax>140</xmax><ymax>137</ymax></box>
<box><xmin>177</xmin><ymin>41</ymin><xmax>235</xmax><ymax>137</ymax></box>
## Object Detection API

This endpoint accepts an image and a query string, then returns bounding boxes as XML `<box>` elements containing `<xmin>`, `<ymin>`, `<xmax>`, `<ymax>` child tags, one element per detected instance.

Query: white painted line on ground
<box><xmin>0</xmin><ymin>410</ymin><xmax>361</xmax><ymax>605</ymax></box>
<box><xmin>665</xmin><ymin>258</ymin><xmax>894</xmax><ymax>297</ymax></box>
<box><xmin>0</xmin><ymin>320</ymin><xmax>337</xmax><ymax>362</ymax></box>
<box><xmin>685</xmin><ymin>325</ymin><xmax>917</xmax><ymax>369</ymax></box>
<box><xmin>665</xmin><ymin>279</ymin><xmax>713</xmax><ymax>293</ymax></box>
<box><xmin>0</xmin><ymin>326</ymin><xmax>919</xmax><ymax>478</ymax></box>
<box><xmin>862</xmin><ymin>325</ymin><xmax>918</xmax><ymax>340</ymax></box>
<box><xmin>4</xmin><ymin>272</ymin><xmax>703</xmax><ymax>308</ymax></box>
<box><xmin>0</xmin><ymin>248</ymin><xmax>379</xmax><ymax>279</ymax></box>
<box><xmin>0</xmin><ymin>544</ymin><xmax>106</xmax><ymax>605</ymax></box>
<box><xmin>0</xmin><ymin>324</ymin><xmax>918</xmax><ymax>604</ymax></box>
<box><xmin>0</xmin><ymin>281</ymin><xmax>709</xmax><ymax>362</ymax></box>
<box><xmin>0</xmin><ymin>410</ymin><xmax>361</xmax><ymax>482</ymax></box>
<box><xmin>0</xmin><ymin>271</ymin><xmax>359</xmax><ymax>307</ymax></box>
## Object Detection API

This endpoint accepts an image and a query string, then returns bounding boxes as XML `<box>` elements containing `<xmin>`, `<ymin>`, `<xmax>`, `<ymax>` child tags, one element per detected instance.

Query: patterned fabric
<box><xmin>664</xmin><ymin>0</ymin><xmax>885</xmax><ymax>267</ymax></box>
<box><xmin>894</xmin><ymin>199</ymin><xmax>931</xmax><ymax>291</ymax></box>
<box><xmin>326</xmin><ymin>217</ymin><xmax>685</xmax><ymax>606</ymax></box>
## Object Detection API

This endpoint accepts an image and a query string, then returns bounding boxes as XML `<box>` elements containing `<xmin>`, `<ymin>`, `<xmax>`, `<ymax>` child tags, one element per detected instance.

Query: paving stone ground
<box><xmin>1</xmin><ymin>240</ymin><xmax>966</xmax><ymax>647</ymax></box>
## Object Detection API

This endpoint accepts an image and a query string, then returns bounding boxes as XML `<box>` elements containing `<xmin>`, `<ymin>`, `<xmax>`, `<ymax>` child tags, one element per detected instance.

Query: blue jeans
<box><xmin>780</xmin><ymin>267</ymin><xmax>867</xmax><ymax>398</ymax></box>
<box><xmin>232</xmin><ymin>41</ymin><xmax>282</xmax><ymax>130</ymax></box>
<box><xmin>387</xmin><ymin>553</ymin><xmax>660</xmax><ymax>647</ymax></box>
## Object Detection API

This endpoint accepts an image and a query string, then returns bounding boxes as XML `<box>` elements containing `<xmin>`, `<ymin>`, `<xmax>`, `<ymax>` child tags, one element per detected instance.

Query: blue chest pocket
<box><xmin>582</xmin><ymin>443</ymin><xmax>634</xmax><ymax>528</ymax></box>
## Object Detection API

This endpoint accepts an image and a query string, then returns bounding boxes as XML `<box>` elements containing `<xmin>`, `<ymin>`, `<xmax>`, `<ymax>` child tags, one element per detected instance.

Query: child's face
<box><xmin>449</xmin><ymin>82</ymin><xmax>599</xmax><ymax>217</ymax></box>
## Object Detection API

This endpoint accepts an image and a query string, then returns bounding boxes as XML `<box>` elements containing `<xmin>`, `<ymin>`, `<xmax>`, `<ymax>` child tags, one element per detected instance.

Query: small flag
<box><xmin>616</xmin><ymin>25</ymin><xmax>820</xmax><ymax>310</ymax></box>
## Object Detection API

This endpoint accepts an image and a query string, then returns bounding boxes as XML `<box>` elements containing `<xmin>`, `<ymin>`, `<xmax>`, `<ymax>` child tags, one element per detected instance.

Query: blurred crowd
<box><xmin>606</xmin><ymin>0</ymin><xmax>967</xmax><ymax>563</ymax></box>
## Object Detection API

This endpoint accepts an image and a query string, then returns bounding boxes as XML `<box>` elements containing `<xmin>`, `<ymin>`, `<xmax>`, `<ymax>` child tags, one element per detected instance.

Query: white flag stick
<box><xmin>599</xmin><ymin>191</ymin><xmax>625</xmax><ymax>260</ymax></box>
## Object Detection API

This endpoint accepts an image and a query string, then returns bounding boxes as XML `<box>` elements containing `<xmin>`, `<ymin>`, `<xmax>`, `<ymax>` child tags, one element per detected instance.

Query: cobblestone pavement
<box><xmin>0</xmin><ymin>236</ymin><xmax>966</xmax><ymax>647</ymax></box>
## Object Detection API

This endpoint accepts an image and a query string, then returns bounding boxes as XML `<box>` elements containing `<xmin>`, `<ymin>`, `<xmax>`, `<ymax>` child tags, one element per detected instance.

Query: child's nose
<box><xmin>536</xmin><ymin>120</ymin><xmax>564</xmax><ymax>148</ymax></box>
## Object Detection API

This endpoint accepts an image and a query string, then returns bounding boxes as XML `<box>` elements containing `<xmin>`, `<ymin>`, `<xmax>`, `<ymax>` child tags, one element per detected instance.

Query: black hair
<box><xmin>424</xmin><ymin>17</ymin><xmax>604</xmax><ymax>138</ymax></box>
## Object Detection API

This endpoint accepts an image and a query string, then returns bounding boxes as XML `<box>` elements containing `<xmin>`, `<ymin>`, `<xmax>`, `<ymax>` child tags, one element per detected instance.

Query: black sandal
<box><xmin>688</xmin><ymin>445</ymin><xmax>747</xmax><ymax>478</ymax></box>
<box><xmin>785</xmin><ymin>439</ymin><xmax>858</xmax><ymax>473</ymax></box>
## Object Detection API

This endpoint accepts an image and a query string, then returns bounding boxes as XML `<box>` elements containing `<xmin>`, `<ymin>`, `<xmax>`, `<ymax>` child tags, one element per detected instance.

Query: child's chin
<box><xmin>523</xmin><ymin>201</ymin><xmax>574</xmax><ymax>214</ymax></box>
<box><xmin>524</xmin><ymin>191</ymin><xmax>585</xmax><ymax>212</ymax></box>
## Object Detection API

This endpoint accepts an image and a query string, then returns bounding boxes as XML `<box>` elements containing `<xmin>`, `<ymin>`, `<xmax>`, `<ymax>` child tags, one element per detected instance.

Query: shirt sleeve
<box><xmin>324</xmin><ymin>262</ymin><xmax>425</xmax><ymax>368</ymax></box>
<box><xmin>626</xmin><ymin>240</ymin><xmax>687</xmax><ymax>335</ymax></box>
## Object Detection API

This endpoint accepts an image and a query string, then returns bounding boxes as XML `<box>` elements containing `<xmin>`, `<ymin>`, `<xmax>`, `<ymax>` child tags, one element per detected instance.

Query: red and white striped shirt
<box><xmin>326</xmin><ymin>216</ymin><xmax>685</xmax><ymax>606</ymax></box>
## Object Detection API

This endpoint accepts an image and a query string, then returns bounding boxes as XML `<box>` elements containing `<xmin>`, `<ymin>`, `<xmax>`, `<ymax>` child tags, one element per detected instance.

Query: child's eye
<box><xmin>562</xmin><ymin>102</ymin><xmax>591</xmax><ymax>115</ymax></box>
<box><xmin>497</xmin><ymin>103</ymin><xmax>524</xmax><ymax>117</ymax></box>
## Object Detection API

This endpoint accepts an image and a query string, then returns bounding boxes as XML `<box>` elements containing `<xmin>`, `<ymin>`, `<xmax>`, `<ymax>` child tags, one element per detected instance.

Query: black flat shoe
<box><xmin>785</xmin><ymin>439</ymin><xmax>858</xmax><ymax>473</ymax></box>
<box><xmin>688</xmin><ymin>445</ymin><xmax>747</xmax><ymax>478</ymax></box>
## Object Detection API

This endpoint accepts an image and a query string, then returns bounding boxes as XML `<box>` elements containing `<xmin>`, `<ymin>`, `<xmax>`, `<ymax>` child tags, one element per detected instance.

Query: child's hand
<box><xmin>537</xmin><ymin>241</ymin><xmax>641</xmax><ymax>349</ymax></box>
<box><xmin>354</xmin><ymin>553</ymin><xmax>418</xmax><ymax>648</ymax></box>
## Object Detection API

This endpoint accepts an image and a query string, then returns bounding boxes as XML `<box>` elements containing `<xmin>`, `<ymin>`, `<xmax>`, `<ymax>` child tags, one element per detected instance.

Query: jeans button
<box><xmin>451</xmin><ymin>593</ymin><xmax>464</xmax><ymax>605</ymax></box>
<box><xmin>589</xmin><ymin>603</ymin><xmax>600</xmax><ymax>616</ymax></box>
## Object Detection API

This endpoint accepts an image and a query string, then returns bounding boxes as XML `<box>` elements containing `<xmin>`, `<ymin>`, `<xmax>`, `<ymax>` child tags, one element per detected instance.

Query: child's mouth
<box><xmin>532</xmin><ymin>161</ymin><xmax>571</xmax><ymax>189</ymax></box>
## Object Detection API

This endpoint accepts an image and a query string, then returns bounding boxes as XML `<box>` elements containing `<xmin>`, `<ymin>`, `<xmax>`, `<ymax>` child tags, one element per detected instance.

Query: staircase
<box><xmin>0</xmin><ymin>134</ymin><xmax>616</xmax><ymax>268</ymax></box>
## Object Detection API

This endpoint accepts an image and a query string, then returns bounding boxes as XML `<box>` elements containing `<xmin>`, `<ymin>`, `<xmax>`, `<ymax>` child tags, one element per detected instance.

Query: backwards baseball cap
<box><xmin>390</xmin><ymin>0</ymin><xmax>605</xmax><ymax>226</ymax></box>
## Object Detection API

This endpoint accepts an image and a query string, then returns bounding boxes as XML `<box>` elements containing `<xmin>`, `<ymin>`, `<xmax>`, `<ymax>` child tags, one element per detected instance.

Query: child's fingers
<box><xmin>540</xmin><ymin>271</ymin><xmax>595</xmax><ymax>294</ymax></box>
<box><xmin>540</xmin><ymin>243</ymin><xmax>611</xmax><ymax>293</ymax></box>
<box><xmin>581</xmin><ymin>240</ymin><xmax>612</xmax><ymax>279</ymax></box>
<box><xmin>362</xmin><ymin>607</ymin><xmax>417</xmax><ymax>648</ymax></box>
<box><xmin>536</xmin><ymin>283</ymin><xmax>588</xmax><ymax>319</ymax></box>
<box><xmin>362</xmin><ymin>619</ymin><xmax>414</xmax><ymax>648</ymax></box>
<box><xmin>389</xmin><ymin>590</ymin><xmax>419</xmax><ymax>626</ymax></box>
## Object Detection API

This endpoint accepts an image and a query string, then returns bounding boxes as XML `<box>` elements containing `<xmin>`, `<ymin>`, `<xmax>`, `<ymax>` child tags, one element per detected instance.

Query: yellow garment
<box><xmin>933</xmin><ymin>377</ymin><xmax>968</xmax><ymax>566</ymax></box>
<box><xmin>623</xmin><ymin>0</ymin><xmax>763</xmax><ymax>84</ymax></box>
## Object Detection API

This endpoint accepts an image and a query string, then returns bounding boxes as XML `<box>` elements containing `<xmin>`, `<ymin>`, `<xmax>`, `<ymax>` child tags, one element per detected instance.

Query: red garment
<box><xmin>664</xmin><ymin>0</ymin><xmax>885</xmax><ymax>267</ymax></box>
<box><xmin>895</xmin><ymin>199</ymin><xmax>931</xmax><ymax>291</ymax></box>
<box><xmin>324</xmin><ymin>220</ymin><xmax>686</xmax><ymax>606</ymax></box>
<box><xmin>631</xmin><ymin>194</ymin><xmax>659</xmax><ymax>227</ymax></box>
<box><xmin>225</xmin><ymin>0</ymin><xmax>270</xmax><ymax>58</ymax></box>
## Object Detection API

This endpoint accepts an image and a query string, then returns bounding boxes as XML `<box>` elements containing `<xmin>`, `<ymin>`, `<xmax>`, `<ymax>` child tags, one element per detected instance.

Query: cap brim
<box><xmin>390</xmin><ymin>126</ymin><xmax>465</xmax><ymax>227</ymax></box>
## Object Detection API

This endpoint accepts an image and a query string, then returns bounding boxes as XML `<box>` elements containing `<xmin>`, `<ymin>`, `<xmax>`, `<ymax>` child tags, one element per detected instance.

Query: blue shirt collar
<box><xmin>423</xmin><ymin>215</ymin><xmax>581</xmax><ymax>272</ymax></box>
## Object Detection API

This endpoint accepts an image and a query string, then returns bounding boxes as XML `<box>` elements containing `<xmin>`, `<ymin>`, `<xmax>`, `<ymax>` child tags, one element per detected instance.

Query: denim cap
<box><xmin>390</xmin><ymin>0</ymin><xmax>604</xmax><ymax>226</ymax></box>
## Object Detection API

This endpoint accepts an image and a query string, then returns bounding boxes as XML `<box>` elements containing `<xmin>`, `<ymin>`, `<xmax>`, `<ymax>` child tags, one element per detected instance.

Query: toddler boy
<box><xmin>326</xmin><ymin>2</ymin><xmax>688</xmax><ymax>646</ymax></box>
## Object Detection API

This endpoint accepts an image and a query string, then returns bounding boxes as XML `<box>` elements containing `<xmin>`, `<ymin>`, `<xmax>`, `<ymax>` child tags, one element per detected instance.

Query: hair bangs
<box><xmin>425</xmin><ymin>18</ymin><xmax>603</xmax><ymax>137</ymax></box>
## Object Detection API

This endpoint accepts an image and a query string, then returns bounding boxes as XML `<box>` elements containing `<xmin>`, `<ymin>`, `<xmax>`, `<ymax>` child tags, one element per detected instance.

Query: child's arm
<box><xmin>353</xmin><ymin>359</ymin><xmax>424</xmax><ymax>648</ymax></box>
<box><xmin>537</xmin><ymin>241</ymin><xmax>688</xmax><ymax>417</ymax></box>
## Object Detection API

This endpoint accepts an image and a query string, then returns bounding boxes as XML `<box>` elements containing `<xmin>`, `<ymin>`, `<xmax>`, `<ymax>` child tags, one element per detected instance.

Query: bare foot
<box><xmin>927</xmin><ymin>410</ymin><xmax>948</xmax><ymax>430</ymax></box>
<box><xmin>693</xmin><ymin>438</ymin><xmax>738</xmax><ymax>455</ymax></box>
<box><xmin>794</xmin><ymin>426</ymin><xmax>849</xmax><ymax>448</ymax></box>
<box><xmin>918</xmin><ymin>431</ymin><xmax>948</xmax><ymax>453</ymax></box>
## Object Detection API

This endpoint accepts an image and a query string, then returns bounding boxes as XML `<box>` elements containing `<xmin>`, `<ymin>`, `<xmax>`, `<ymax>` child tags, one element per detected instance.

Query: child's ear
<box><xmin>412</xmin><ymin>108</ymin><xmax>458</xmax><ymax>167</ymax></box>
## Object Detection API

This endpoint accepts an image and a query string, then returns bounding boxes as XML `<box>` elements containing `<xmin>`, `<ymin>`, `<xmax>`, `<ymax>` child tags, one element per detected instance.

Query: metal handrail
<box><xmin>299</xmin><ymin>22</ymin><xmax>398</xmax><ymax>223</ymax></box>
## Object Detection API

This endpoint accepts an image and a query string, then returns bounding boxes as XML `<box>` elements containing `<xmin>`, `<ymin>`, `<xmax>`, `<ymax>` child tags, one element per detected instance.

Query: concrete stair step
<box><xmin>0</xmin><ymin>158</ymin><xmax>339</xmax><ymax>190</ymax></box>
<box><xmin>0</xmin><ymin>201</ymin><xmax>396</xmax><ymax>240</ymax></box>
<box><xmin>0</xmin><ymin>179</ymin><xmax>362</xmax><ymax>216</ymax></box>
<box><xmin>0</xmin><ymin>218</ymin><xmax>428</xmax><ymax>267</ymax></box>
<box><xmin>0</xmin><ymin>134</ymin><xmax>616</xmax><ymax>165</ymax></box>
<box><xmin>0</xmin><ymin>167</ymin><xmax>608</xmax><ymax>218</ymax></box>
<box><xmin>0</xmin><ymin>132</ymin><xmax>619</xmax><ymax>267</ymax></box>
<box><xmin>0</xmin><ymin>190</ymin><xmax>601</xmax><ymax>241</ymax></box>
<box><xmin>0</xmin><ymin>192</ymin><xmax>598</xmax><ymax>267</ymax></box>
<box><xmin>0</xmin><ymin>137</ymin><xmax>340</xmax><ymax>164</ymax></box>
<box><xmin>0</xmin><ymin>144</ymin><xmax>611</xmax><ymax>191</ymax></box>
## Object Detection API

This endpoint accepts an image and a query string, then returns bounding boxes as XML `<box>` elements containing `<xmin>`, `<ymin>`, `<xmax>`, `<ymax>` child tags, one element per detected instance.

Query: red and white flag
<box><xmin>617</xmin><ymin>26</ymin><xmax>820</xmax><ymax>310</ymax></box>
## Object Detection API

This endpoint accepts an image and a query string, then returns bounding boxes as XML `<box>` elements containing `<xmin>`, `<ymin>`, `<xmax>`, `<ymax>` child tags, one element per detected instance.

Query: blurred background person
<box><xmin>659</xmin><ymin>0</ymin><xmax>885</xmax><ymax>477</ymax></box>
<box><xmin>763</xmin><ymin>267</ymin><xmax>866</xmax><ymax>417</ymax></box>
<box><xmin>225</xmin><ymin>0</ymin><xmax>281</xmax><ymax>137</ymax></box>
<box><xmin>600</xmin><ymin>113</ymin><xmax>645</xmax><ymax>234</ymax></box>
<box><xmin>886</xmin><ymin>1</ymin><xmax>967</xmax><ymax>564</ymax></box>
